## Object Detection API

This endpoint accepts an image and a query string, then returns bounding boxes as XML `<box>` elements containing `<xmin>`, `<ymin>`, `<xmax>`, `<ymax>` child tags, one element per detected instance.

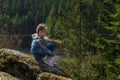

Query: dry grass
<box><xmin>0</xmin><ymin>35</ymin><xmax>31</xmax><ymax>49</ymax></box>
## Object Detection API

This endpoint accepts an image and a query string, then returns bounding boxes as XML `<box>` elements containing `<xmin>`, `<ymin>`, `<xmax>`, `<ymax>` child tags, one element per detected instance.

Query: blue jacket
<box><xmin>30</xmin><ymin>35</ymin><xmax>55</xmax><ymax>57</ymax></box>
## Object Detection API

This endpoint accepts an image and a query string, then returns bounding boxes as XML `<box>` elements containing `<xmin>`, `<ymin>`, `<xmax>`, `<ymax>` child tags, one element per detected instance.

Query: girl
<box><xmin>31</xmin><ymin>23</ymin><xmax>56</xmax><ymax>66</ymax></box>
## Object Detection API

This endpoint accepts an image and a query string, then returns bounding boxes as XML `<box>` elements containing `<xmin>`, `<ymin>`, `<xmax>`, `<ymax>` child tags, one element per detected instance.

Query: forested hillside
<box><xmin>0</xmin><ymin>0</ymin><xmax>120</xmax><ymax>80</ymax></box>
<box><xmin>0</xmin><ymin>0</ymin><xmax>51</xmax><ymax>34</ymax></box>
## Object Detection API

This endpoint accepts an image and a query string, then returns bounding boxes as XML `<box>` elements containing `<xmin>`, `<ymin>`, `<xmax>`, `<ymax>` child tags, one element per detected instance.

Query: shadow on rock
<box><xmin>0</xmin><ymin>48</ymin><xmax>72</xmax><ymax>80</ymax></box>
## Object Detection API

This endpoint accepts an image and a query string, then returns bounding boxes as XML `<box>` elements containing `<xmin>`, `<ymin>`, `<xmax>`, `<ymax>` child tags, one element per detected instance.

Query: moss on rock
<box><xmin>0</xmin><ymin>71</ymin><xmax>21</xmax><ymax>80</ymax></box>
<box><xmin>0</xmin><ymin>48</ymin><xmax>72</xmax><ymax>80</ymax></box>
<box><xmin>37</xmin><ymin>72</ymin><xmax>72</xmax><ymax>80</ymax></box>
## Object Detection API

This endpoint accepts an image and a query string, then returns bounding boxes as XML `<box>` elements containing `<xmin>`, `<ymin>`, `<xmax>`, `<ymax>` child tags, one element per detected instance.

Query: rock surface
<box><xmin>0</xmin><ymin>71</ymin><xmax>20</xmax><ymax>80</ymax></box>
<box><xmin>37</xmin><ymin>72</ymin><xmax>72</xmax><ymax>80</ymax></box>
<box><xmin>0</xmin><ymin>48</ymin><xmax>72</xmax><ymax>80</ymax></box>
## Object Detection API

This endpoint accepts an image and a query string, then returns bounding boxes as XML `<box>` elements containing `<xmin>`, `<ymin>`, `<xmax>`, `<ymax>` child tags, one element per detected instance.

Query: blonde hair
<box><xmin>36</xmin><ymin>23</ymin><xmax>47</xmax><ymax>34</ymax></box>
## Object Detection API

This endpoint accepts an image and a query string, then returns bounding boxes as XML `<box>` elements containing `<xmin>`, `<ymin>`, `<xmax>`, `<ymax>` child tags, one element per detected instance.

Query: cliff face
<box><xmin>0</xmin><ymin>49</ymin><xmax>72</xmax><ymax>80</ymax></box>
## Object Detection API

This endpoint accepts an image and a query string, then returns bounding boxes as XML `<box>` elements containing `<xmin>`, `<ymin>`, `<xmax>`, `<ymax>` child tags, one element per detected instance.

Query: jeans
<box><xmin>33</xmin><ymin>42</ymin><xmax>55</xmax><ymax>61</ymax></box>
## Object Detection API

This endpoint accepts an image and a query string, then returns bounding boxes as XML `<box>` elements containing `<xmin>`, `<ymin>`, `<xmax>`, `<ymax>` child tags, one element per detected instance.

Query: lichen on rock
<box><xmin>37</xmin><ymin>72</ymin><xmax>72</xmax><ymax>80</ymax></box>
<box><xmin>0</xmin><ymin>48</ymin><xmax>72</xmax><ymax>80</ymax></box>
<box><xmin>0</xmin><ymin>71</ymin><xmax>21</xmax><ymax>80</ymax></box>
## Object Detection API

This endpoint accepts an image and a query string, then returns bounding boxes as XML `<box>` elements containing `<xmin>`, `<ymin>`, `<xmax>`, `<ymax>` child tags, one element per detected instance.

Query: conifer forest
<box><xmin>0</xmin><ymin>0</ymin><xmax>120</xmax><ymax>80</ymax></box>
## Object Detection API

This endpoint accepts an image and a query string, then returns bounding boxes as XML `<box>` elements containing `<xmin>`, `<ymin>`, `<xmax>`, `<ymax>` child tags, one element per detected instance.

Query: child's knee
<box><xmin>46</xmin><ymin>43</ymin><xmax>55</xmax><ymax>50</ymax></box>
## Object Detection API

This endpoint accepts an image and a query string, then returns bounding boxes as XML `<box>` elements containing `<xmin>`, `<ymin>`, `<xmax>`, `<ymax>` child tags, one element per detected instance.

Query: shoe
<box><xmin>43</xmin><ymin>58</ymin><xmax>54</xmax><ymax>66</ymax></box>
<box><xmin>51</xmin><ymin>58</ymin><xmax>56</xmax><ymax>65</ymax></box>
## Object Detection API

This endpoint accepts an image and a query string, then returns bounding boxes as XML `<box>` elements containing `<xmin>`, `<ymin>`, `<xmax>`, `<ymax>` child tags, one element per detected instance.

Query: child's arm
<box><xmin>39</xmin><ymin>40</ymin><xmax>52</xmax><ymax>55</ymax></box>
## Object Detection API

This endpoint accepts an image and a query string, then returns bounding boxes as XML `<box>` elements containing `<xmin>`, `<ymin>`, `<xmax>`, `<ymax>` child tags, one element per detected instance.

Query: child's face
<box><xmin>38</xmin><ymin>30</ymin><xmax>46</xmax><ymax>37</ymax></box>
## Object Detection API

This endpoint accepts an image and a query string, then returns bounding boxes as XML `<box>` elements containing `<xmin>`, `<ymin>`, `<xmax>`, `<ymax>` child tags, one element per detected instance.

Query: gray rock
<box><xmin>0</xmin><ymin>48</ymin><xmax>71</xmax><ymax>80</ymax></box>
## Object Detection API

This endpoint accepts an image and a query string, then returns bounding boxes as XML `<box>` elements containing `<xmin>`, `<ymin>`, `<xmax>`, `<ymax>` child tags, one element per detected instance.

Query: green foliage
<box><xmin>0</xmin><ymin>0</ymin><xmax>120</xmax><ymax>80</ymax></box>
<box><xmin>0</xmin><ymin>0</ymin><xmax>52</xmax><ymax>34</ymax></box>
<box><xmin>46</xmin><ymin>0</ymin><xmax>80</xmax><ymax>57</ymax></box>
<box><xmin>58</xmin><ymin>57</ymin><xmax>80</xmax><ymax>80</ymax></box>
<box><xmin>46</xmin><ymin>0</ymin><xmax>120</xmax><ymax>79</ymax></box>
